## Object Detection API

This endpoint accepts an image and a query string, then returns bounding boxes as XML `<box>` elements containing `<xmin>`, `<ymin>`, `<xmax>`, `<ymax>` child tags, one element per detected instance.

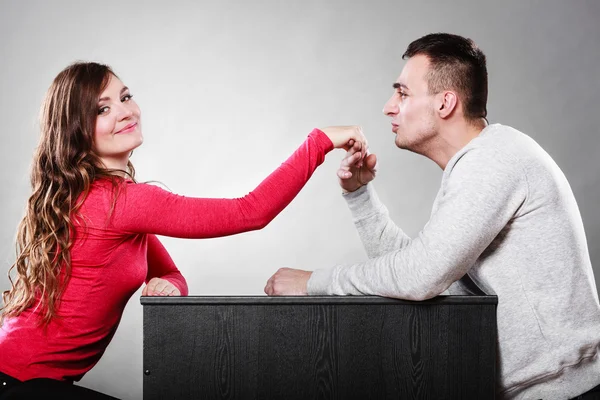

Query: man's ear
<box><xmin>436</xmin><ymin>91</ymin><xmax>458</xmax><ymax>119</ymax></box>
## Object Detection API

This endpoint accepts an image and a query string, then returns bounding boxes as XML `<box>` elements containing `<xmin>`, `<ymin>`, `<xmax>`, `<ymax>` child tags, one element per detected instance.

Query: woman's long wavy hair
<box><xmin>1</xmin><ymin>62</ymin><xmax>136</xmax><ymax>325</ymax></box>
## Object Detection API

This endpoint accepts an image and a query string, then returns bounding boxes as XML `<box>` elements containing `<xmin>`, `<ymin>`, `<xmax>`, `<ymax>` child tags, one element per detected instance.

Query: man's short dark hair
<box><xmin>403</xmin><ymin>33</ymin><xmax>488</xmax><ymax>120</ymax></box>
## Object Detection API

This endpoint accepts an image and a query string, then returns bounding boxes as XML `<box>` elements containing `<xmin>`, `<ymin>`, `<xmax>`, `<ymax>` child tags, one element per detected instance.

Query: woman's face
<box><xmin>93</xmin><ymin>74</ymin><xmax>142</xmax><ymax>170</ymax></box>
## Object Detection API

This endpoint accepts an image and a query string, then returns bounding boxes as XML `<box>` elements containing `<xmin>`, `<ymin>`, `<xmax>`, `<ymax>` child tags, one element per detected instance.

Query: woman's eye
<box><xmin>98</xmin><ymin>106</ymin><xmax>109</xmax><ymax>115</ymax></box>
<box><xmin>122</xmin><ymin>94</ymin><xmax>133</xmax><ymax>102</ymax></box>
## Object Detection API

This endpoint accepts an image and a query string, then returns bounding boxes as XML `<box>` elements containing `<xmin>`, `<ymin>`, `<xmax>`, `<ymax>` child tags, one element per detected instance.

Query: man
<box><xmin>264</xmin><ymin>33</ymin><xmax>600</xmax><ymax>399</ymax></box>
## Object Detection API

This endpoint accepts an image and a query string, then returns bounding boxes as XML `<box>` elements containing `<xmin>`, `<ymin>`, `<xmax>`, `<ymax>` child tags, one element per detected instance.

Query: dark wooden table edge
<box><xmin>140</xmin><ymin>295</ymin><xmax>498</xmax><ymax>306</ymax></box>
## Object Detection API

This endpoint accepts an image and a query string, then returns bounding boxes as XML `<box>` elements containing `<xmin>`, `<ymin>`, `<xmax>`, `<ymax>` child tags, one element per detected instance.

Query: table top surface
<box><xmin>140</xmin><ymin>295</ymin><xmax>498</xmax><ymax>306</ymax></box>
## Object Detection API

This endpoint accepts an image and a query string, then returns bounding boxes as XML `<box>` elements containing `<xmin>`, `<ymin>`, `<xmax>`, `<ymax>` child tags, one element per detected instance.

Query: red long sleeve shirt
<box><xmin>0</xmin><ymin>128</ymin><xmax>333</xmax><ymax>382</ymax></box>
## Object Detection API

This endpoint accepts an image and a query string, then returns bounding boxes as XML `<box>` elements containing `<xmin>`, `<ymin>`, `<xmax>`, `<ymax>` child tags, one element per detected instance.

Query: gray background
<box><xmin>1</xmin><ymin>0</ymin><xmax>599</xmax><ymax>398</ymax></box>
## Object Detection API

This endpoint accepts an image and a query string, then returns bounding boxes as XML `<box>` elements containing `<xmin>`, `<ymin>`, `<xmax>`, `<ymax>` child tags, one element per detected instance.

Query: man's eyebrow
<box><xmin>393</xmin><ymin>83</ymin><xmax>408</xmax><ymax>90</ymax></box>
<box><xmin>98</xmin><ymin>86</ymin><xmax>129</xmax><ymax>103</ymax></box>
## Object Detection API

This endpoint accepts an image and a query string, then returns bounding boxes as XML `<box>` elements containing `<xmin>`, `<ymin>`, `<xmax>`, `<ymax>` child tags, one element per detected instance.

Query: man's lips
<box><xmin>116</xmin><ymin>122</ymin><xmax>137</xmax><ymax>134</ymax></box>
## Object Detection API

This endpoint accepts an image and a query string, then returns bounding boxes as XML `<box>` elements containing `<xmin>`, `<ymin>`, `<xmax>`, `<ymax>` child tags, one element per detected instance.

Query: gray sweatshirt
<box><xmin>308</xmin><ymin>124</ymin><xmax>600</xmax><ymax>399</ymax></box>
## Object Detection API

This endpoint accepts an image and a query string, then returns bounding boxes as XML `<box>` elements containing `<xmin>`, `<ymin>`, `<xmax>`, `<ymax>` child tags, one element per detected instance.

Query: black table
<box><xmin>141</xmin><ymin>295</ymin><xmax>497</xmax><ymax>400</ymax></box>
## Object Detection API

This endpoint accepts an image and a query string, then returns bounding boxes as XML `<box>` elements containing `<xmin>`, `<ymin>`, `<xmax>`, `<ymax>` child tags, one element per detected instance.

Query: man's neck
<box><xmin>422</xmin><ymin>118</ymin><xmax>488</xmax><ymax>170</ymax></box>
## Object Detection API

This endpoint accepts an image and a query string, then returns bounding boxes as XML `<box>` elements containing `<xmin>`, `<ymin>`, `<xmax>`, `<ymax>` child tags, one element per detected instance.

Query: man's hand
<box><xmin>264</xmin><ymin>268</ymin><xmax>312</xmax><ymax>296</ymax></box>
<box><xmin>142</xmin><ymin>277</ymin><xmax>181</xmax><ymax>296</ymax></box>
<box><xmin>337</xmin><ymin>140</ymin><xmax>378</xmax><ymax>193</ymax></box>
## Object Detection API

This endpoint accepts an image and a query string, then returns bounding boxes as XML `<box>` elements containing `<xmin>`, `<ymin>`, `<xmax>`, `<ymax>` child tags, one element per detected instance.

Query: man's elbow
<box><xmin>402</xmin><ymin>279</ymin><xmax>448</xmax><ymax>301</ymax></box>
<box><xmin>408</xmin><ymin>289</ymin><xmax>441</xmax><ymax>301</ymax></box>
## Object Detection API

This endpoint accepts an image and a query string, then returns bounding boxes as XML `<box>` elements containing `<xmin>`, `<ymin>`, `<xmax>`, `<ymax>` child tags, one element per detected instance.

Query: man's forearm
<box><xmin>345</xmin><ymin>183</ymin><xmax>411</xmax><ymax>258</ymax></box>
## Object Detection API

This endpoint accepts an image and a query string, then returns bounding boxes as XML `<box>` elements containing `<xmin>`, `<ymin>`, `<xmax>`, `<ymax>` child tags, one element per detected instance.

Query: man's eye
<box><xmin>98</xmin><ymin>106</ymin><xmax>109</xmax><ymax>115</ymax></box>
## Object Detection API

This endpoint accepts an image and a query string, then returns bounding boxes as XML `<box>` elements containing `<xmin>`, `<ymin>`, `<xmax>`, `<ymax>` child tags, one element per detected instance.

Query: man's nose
<box><xmin>383</xmin><ymin>95</ymin><xmax>398</xmax><ymax>116</ymax></box>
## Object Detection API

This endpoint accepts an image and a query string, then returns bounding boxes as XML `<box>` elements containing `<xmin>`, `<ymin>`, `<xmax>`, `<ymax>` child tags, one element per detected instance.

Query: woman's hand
<box><xmin>320</xmin><ymin>125</ymin><xmax>368</xmax><ymax>152</ymax></box>
<box><xmin>142</xmin><ymin>277</ymin><xmax>181</xmax><ymax>296</ymax></box>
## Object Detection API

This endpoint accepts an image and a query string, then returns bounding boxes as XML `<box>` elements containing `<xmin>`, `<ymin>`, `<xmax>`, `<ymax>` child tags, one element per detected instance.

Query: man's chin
<box><xmin>396</xmin><ymin>138</ymin><xmax>421</xmax><ymax>155</ymax></box>
<box><xmin>394</xmin><ymin>135</ymin><xmax>408</xmax><ymax>150</ymax></box>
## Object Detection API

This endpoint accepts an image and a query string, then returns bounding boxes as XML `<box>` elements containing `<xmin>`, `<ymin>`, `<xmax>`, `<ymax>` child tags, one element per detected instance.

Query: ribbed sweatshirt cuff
<box><xmin>342</xmin><ymin>183</ymin><xmax>384</xmax><ymax>221</ymax></box>
<box><xmin>307</xmin><ymin>266</ymin><xmax>337</xmax><ymax>295</ymax></box>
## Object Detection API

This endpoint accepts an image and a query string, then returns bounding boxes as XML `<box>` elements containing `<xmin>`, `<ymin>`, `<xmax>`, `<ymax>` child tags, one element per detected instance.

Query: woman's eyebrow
<box><xmin>98</xmin><ymin>86</ymin><xmax>129</xmax><ymax>102</ymax></box>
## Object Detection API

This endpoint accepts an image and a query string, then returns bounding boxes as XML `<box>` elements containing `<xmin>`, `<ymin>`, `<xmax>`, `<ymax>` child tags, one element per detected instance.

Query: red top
<box><xmin>0</xmin><ymin>128</ymin><xmax>333</xmax><ymax>382</ymax></box>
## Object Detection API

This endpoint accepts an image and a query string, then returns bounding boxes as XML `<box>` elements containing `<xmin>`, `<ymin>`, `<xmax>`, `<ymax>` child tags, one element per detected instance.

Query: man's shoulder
<box><xmin>471</xmin><ymin>123</ymin><xmax>532</xmax><ymax>151</ymax></box>
<box><xmin>446</xmin><ymin>146</ymin><xmax>525</xmax><ymax>184</ymax></box>
<box><xmin>460</xmin><ymin>124</ymin><xmax>550</xmax><ymax>169</ymax></box>
<box><xmin>447</xmin><ymin>123</ymin><xmax>564</xmax><ymax>195</ymax></box>
<box><xmin>444</xmin><ymin>129</ymin><xmax>532</xmax><ymax>191</ymax></box>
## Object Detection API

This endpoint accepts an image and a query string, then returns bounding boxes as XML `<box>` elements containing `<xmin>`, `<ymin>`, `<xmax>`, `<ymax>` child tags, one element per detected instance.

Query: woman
<box><xmin>0</xmin><ymin>62</ymin><xmax>367</xmax><ymax>399</ymax></box>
